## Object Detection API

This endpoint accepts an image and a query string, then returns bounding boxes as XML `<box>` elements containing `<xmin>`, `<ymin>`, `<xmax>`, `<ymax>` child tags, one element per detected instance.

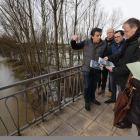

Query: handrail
<box><xmin>0</xmin><ymin>65</ymin><xmax>82</xmax><ymax>90</ymax></box>
<box><xmin>0</xmin><ymin>65</ymin><xmax>84</xmax><ymax>136</ymax></box>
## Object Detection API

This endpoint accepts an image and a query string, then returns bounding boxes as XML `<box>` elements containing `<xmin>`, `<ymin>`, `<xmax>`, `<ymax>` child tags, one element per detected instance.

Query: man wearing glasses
<box><xmin>104</xmin><ymin>18</ymin><xmax>140</xmax><ymax>129</ymax></box>
<box><xmin>104</xmin><ymin>30</ymin><xmax>125</xmax><ymax>103</ymax></box>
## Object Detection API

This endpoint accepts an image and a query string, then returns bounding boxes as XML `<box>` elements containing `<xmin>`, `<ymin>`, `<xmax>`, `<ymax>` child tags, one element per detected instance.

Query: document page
<box><xmin>126</xmin><ymin>62</ymin><xmax>140</xmax><ymax>81</ymax></box>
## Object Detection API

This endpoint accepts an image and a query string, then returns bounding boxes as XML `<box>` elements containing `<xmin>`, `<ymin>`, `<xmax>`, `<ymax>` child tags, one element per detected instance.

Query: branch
<box><xmin>57</xmin><ymin>0</ymin><xmax>63</xmax><ymax>28</ymax></box>
<box><xmin>77</xmin><ymin>0</ymin><xmax>98</xmax><ymax>22</ymax></box>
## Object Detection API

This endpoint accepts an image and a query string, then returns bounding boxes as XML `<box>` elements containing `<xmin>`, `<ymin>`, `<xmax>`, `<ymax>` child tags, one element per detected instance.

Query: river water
<box><xmin>0</xmin><ymin>53</ymin><xmax>83</xmax><ymax>135</ymax></box>
<box><xmin>0</xmin><ymin>56</ymin><xmax>36</xmax><ymax>136</ymax></box>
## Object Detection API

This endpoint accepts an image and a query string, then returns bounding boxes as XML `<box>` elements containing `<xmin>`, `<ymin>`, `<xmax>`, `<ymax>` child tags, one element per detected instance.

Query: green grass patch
<box><xmin>13</xmin><ymin>65</ymin><xmax>25</xmax><ymax>73</ymax></box>
<box><xmin>14</xmin><ymin>71</ymin><xmax>24</xmax><ymax>80</ymax></box>
<box><xmin>11</xmin><ymin>60</ymin><xmax>23</xmax><ymax>67</ymax></box>
<box><xmin>13</xmin><ymin>65</ymin><xmax>26</xmax><ymax>80</ymax></box>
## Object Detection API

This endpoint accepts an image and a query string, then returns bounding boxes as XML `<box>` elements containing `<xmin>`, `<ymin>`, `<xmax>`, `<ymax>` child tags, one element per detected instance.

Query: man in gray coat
<box><xmin>71</xmin><ymin>28</ymin><xmax>106</xmax><ymax>111</ymax></box>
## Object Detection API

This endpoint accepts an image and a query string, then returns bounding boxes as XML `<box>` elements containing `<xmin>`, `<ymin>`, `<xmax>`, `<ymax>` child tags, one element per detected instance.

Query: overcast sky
<box><xmin>100</xmin><ymin>0</ymin><xmax>140</xmax><ymax>19</ymax></box>
<box><xmin>100</xmin><ymin>0</ymin><xmax>140</xmax><ymax>38</ymax></box>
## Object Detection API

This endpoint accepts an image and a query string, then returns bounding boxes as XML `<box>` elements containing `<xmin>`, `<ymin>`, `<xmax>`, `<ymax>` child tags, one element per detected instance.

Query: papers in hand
<box><xmin>98</xmin><ymin>57</ymin><xmax>115</xmax><ymax>68</ymax></box>
<box><xmin>90</xmin><ymin>60</ymin><xmax>103</xmax><ymax>70</ymax></box>
<box><xmin>126</xmin><ymin>62</ymin><xmax>140</xmax><ymax>81</ymax></box>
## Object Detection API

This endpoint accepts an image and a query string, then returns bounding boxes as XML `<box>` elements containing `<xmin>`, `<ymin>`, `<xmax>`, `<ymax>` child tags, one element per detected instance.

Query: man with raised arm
<box><xmin>71</xmin><ymin>28</ymin><xmax>106</xmax><ymax>111</ymax></box>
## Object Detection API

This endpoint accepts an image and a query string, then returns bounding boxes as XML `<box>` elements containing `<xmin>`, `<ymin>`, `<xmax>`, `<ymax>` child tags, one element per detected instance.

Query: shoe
<box><xmin>97</xmin><ymin>89</ymin><xmax>105</xmax><ymax>94</ymax></box>
<box><xmin>91</xmin><ymin>99</ymin><xmax>101</xmax><ymax>105</ymax></box>
<box><xmin>115</xmin><ymin>121</ymin><xmax>132</xmax><ymax>129</ymax></box>
<box><xmin>108</xmin><ymin>92</ymin><xmax>112</xmax><ymax>97</ymax></box>
<box><xmin>85</xmin><ymin>103</ymin><xmax>90</xmax><ymax>111</ymax></box>
<box><xmin>104</xmin><ymin>99</ymin><xmax>116</xmax><ymax>103</ymax></box>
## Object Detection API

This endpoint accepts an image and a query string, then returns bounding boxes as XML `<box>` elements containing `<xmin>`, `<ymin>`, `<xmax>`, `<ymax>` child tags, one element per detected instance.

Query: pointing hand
<box><xmin>72</xmin><ymin>33</ymin><xmax>79</xmax><ymax>41</ymax></box>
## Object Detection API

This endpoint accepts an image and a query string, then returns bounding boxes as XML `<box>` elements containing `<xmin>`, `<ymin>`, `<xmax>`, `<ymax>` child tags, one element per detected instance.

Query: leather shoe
<box><xmin>108</xmin><ymin>91</ymin><xmax>112</xmax><ymax>97</ymax></box>
<box><xmin>85</xmin><ymin>103</ymin><xmax>90</xmax><ymax>111</ymax></box>
<box><xmin>97</xmin><ymin>89</ymin><xmax>105</xmax><ymax>94</ymax></box>
<box><xmin>104</xmin><ymin>99</ymin><xmax>116</xmax><ymax>103</ymax></box>
<box><xmin>91</xmin><ymin>99</ymin><xmax>101</xmax><ymax>105</ymax></box>
<box><xmin>115</xmin><ymin>121</ymin><xmax>132</xmax><ymax>129</ymax></box>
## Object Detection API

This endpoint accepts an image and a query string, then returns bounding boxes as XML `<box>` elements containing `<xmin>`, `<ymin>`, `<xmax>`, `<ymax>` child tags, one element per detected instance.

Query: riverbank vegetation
<box><xmin>0</xmin><ymin>0</ymin><xmax>124</xmax><ymax>76</ymax></box>
<box><xmin>0</xmin><ymin>0</ymin><xmax>124</xmax><ymax>105</ymax></box>
<box><xmin>6</xmin><ymin>59</ymin><xmax>29</xmax><ymax>80</ymax></box>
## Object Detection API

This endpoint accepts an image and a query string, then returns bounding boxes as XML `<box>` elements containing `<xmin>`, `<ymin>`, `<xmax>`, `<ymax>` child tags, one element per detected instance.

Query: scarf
<box><xmin>106</xmin><ymin>37</ymin><xmax>114</xmax><ymax>43</ymax></box>
<box><xmin>120</xmin><ymin>27</ymin><xmax>140</xmax><ymax>57</ymax></box>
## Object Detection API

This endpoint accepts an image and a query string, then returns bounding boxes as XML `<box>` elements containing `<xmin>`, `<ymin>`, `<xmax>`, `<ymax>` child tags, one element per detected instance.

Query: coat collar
<box><xmin>90</xmin><ymin>38</ymin><xmax>104</xmax><ymax>46</ymax></box>
<box><xmin>114</xmin><ymin>38</ymin><xmax>125</xmax><ymax>47</ymax></box>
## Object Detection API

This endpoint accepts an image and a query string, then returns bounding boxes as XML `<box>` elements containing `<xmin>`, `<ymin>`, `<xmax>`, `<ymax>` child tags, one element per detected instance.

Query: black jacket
<box><xmin>108</xmin><ymin>39</ymin><xmax>140</xmax><ymax>89</ymax></box>
<box><xmin>71</xmin><ymin>39</ymin><xmax>106</xmax><ymax>72</ymax></box>
<box><xmin>126</xmin><ymin>78</ymin><xmax>140</xmax><ymax>127</ymax></box>
<box><xmin>104</xmin><ymin>38</ymin><xmax>115</xmax><ymax>56</ymax></box>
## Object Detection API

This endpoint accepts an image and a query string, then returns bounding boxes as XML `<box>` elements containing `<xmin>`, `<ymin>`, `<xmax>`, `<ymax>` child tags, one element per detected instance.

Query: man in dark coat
<box><xmin>105</xmin><ymin>30</ymin><xmax>125</xmax><ymax>103</ymax></box>
<box><xmin>104</xmin><ymin>18</ymin><xmax>140</xmax><ymax>129</ymax></box>
<box><xmin>71</xmin><ymin>28</ymin><xmax>106</xmax><ymax>111</ymax></box>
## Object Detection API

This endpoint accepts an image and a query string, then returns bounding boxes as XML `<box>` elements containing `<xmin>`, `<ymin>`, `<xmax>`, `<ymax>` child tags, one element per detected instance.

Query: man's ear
<box><xmin>91</xmin><ymin>35</ymin><xmax>94</xmax><ymax>39</ymax></box>
<box><xmin>133</xmin><ymin>25</ymin><xmax>138</xmax><ymax>32</ymax></box>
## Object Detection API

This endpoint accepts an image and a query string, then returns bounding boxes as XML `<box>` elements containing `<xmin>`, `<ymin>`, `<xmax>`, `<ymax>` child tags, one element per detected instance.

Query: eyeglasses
<box><xmin>124</xmin><ymin>28</ymin><xmax>132</xmax><ymax>34</ymax></box>
<box><xmin>114</xmin><ymin>36</ymin><xmax>122</xmax><ymax>39</ymax></box>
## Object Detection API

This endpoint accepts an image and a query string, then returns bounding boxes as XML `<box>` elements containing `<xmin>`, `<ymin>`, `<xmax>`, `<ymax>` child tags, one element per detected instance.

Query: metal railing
<box><xmin>0</xmin><ymin>65</ymin><xmax>84</xmax><ymax>136</ymax></box>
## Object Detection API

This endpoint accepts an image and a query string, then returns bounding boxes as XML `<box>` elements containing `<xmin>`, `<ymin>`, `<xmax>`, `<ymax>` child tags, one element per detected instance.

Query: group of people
<box><xmin>71</xmin><ymin>18</ymin><xmax>140</xmax><ymax>136</ymax></box>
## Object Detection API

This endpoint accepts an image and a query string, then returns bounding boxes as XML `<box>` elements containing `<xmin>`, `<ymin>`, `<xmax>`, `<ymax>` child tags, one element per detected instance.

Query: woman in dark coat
<box><xmin>126</xmin><ymin>78</ymin><xmax>140</xmax><ymax>136</ymax></box>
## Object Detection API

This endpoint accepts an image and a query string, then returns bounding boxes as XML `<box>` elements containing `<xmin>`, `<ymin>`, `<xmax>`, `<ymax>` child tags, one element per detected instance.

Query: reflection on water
<box><xmin>0</xmin><ymin>56</ymin><xmax>36</xmax><ymax>136</ymax></box>
<box><xmin>0</xmin><ymin>56</ymin><xmax>18</xmax><ymax>88</ymax></box>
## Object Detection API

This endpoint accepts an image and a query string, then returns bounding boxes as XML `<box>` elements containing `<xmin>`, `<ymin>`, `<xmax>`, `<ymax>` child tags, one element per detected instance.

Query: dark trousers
<box><xmin>100</xmin><ymin>67</ymin><xmax>111</xmax><ymax>91</ymax></box>
<box><xmin>109</xmin><ymin>72</ymin><xmax>116</xmax><ymax>101</ymax></box>
<box><xmin>83</xmin><ymin>69</ymin><xmax>101</xmax><ymax>103</ymax></box>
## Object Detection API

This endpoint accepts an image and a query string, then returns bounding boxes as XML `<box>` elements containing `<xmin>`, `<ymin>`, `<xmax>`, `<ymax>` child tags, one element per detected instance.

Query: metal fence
<box><xmin>0</xmin><ymin>65</ymin><xmax>84</xmax><ymax>136</ymax></box>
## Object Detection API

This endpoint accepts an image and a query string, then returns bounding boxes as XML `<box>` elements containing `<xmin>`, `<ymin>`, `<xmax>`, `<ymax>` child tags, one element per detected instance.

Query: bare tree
<box><xmin>109</xmin><ymin>8</ymin><xmax>124</xmax><ymax>30</ymax></box>
<box><xmin>40</xmin><ymin>0</ymin><xmax>50</xmax><ymax>73</ymax></box>
<box><xmin>48</xmin><ymin>0</ymin><xmax>64</xmax><ymax>71</ymax></box>
<box><xmin>0</xmin><ymin>0</ymin><xmax>125</xmax><ymax>73</ymax></box>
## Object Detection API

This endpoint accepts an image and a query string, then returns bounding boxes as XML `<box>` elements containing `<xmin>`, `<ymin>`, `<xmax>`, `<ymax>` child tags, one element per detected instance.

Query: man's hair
<box><xmin>123</xmin><ymin>18</ymin><xmax>140</xmax><ymax>28</ymax></box>
<box><xmin>91</xmin><ymin>28</ymin><xmax>102</xmax><ymax>36</ymax></box>
<box><xmin>115</xmin><ymin>30</ymin><xmax>124</xmax><ymax>36</ymax></box>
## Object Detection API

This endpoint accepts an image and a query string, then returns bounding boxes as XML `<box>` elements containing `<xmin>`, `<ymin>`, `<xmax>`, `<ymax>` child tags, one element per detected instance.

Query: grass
<box><xmin>6</xmin><ymin>59</ymin><xmax>26</xmax><ymax>80</ymax></box>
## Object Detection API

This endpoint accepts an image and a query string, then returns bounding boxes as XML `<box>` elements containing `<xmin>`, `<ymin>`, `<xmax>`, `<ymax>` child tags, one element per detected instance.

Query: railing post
<box><xmin>64</xmin><ymin>72</ymin><xmax>66</xmax><ymax>103</ymax></box>
<box><xmin>72</xmin><ymin>76</ymin><xmax>75</xmax><ymax>102</ymax></box>
<box><xmin>59</xmin><ymin>79</ymin><xmax>62</xmax><ymax>111</ymax></box>
<box><xmin>41</xmin><ymin>88</ymin><xmax>45</xmax><ymax>122</ymax></box>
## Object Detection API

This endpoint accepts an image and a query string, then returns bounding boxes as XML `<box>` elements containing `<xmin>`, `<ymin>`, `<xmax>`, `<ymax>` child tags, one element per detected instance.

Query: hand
<box><xmin>104</xmin><ymin>57</ymin><xmax>108</xmax><ymax>61</ymax></box>
<box><xmin>106</xmin><ymin>66</ymin><xmax>113</xmax><ymax>72</ymax></box>
<box><xmin>128</xmin><ymin>76</ymin><xmax>133</xmax><ymax>83</ymax></box>
<box><xmin>100</xmin><ymin>64</ymin><xmax>104</xmax><ymax>68</ymax></box>
<box><xmin>72</xmin><ymin>33</ymin><xmax>79</xmax><ymax>41</ymax></box>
